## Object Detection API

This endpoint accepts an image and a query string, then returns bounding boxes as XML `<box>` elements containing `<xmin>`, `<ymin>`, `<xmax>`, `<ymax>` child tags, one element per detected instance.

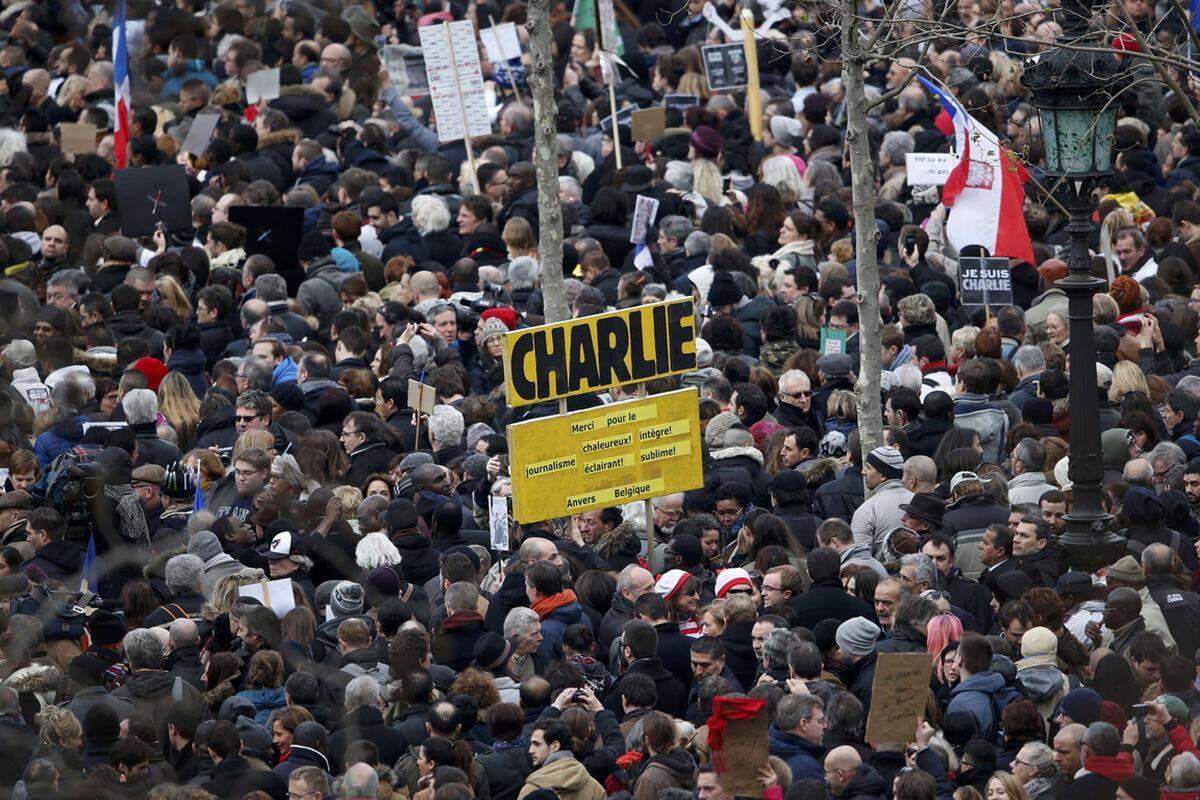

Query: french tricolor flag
<box><xmin>113</xmin><ymin>0</ymin><xmax>130</xmax><ymax>170</ymax></box>
<box><xmin>917</xmin><ymin>75</ymin><xmax>1034</xmax><ymax>266</ymax></box>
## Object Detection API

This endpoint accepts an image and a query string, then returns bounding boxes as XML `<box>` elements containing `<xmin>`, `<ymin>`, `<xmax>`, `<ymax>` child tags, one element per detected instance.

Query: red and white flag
<box><xmin>917</xmin><ymin>76</ymin><xmax>1034</xmax><ymax>265</ymax></box>
<box><xmin>113</xmin><ymin>0</ymin><xmax>130</xmax><ymax>169</ymax></box>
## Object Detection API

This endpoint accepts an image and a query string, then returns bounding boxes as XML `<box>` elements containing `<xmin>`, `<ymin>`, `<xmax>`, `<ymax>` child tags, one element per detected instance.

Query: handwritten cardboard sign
<box><xmin>716</xmin><ymin>707</ymin><xmax>768</xmax><ymax>795</ymax></box>
<box><xmin>408</xmin><ymin>379</ymin><xmax>436</xmax><ymax>415</ymax></box>
<box><xmin>865</xmin><ymin>652</ymin><xmax>932</xmax><ymax>744</ymax></box>
<box><xmin>60</xmin><ymin>122</ymin><xmax>97</xmax><ymax>155</ymax></box>
<box><xmin>905</xmin><ymin>152</ymin><xmax>957</xmax><ymax>185</ymax></box>
<box><xmin>631</xmin><ymin>107</ymin><xmax>666</xmax><ymax>142</ymax></box>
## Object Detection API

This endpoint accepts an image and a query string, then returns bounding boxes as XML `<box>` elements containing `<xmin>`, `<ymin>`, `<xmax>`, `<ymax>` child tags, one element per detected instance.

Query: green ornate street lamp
<box><xmin>1021</xmin><ymin>1</ymin><xmax>1127</xmax><ymax>570</ymax></box>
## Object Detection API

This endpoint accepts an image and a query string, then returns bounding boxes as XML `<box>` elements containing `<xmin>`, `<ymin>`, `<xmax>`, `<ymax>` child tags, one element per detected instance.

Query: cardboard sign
<box><xmin>906</xmin><ymin>152</ymin><xmax>957</xmax><ymax>185</ymax></box>
<box><xmin>408</xmin><ymin>379</ymin><xmax>437</xmax><ymax>415</ymax></box>
<box><xmin>713</xmin><ymin>705</ymin><xmax>769</xmax><ymax>796</ymax></box>
<box><xmin>245</xmin><ymin>68</ymin><xmax>281</xmax><ymax>104</ymax></box>
<box><xmin>181</xmin><ymin>112</ymin><xmax>220</xmax><ymax>157</ymax></box>
<box><xmin>489</xmin><ymin>495</ymin><xmax>509</xmax><ymax>551</ymax></box>
<box><xmin>664</xmin><ymin>93</ymin><xmax>700</xmax><ymax>112</ymax></box>
<box><xmin>383</xmin><ymin>46</ymin><xmax>429</xmax><ymax>96</ymax></box>
<box><xmin>238</xmin><ymin>577</ymin><xmax>296</xmax><ymax>619</ymax></box>
<box><xmin>507</xmin><ymin>388</ymin><xmax>704</xmax><ymax>523</ymax></box>
<box><xmin>114</xmin><ymin>165</ymin><xmax>192</xmax><ymax>237</ymax></box>
<box><xmin>419</xmin><ymin>20</ymin><xmax>491</xmax><ymax>143</ymax></box>
<box><xmin>480</xmin><ymin>22</ymin><xmax>522</xmax><ymax>62</ymax></box>
<box><xmin>631</xmin><ymin>107</ymin><xmax>666</xmax><ymax>142</ymax></box>
<box><xmin>59</xmin><ymin>122</ymin><xmax>97</xmax><ymax>155</ymax></box>
<box><xmin>502</xmin><ymin>298</ymin><xmax>697</xmax><ymax>406</ymax></box>
<box><xmin>819</xmin><ymin>327</ymin><xmax>847</xmax><ymax>355</ymax></box>
<box><xmin>228</xmin><ymin>205</ymin><xmax>304</xmax><ymax>274</ymax></box>
<box><xmin>866</xmin><ymin>652</ymin><xmax>932</xmax><ymax>744</ymax></box>
<box><xmin>959</xmin><ymin>256</ymin><xmax>1014</xmax><ymax>306</ymax></box>
<box><xmin>702</xmin><ymin>43</ymin><xmax>747</xmax><ymax>91</ymax></box>
<box><xmin>630</xmin><ymin>195</ymin><xmax>660</xmax><ymax>245</ymax></box>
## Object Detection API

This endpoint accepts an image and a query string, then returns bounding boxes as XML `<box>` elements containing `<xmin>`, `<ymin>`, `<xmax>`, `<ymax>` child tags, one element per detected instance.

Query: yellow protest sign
<box><xmin>507</xmin><ymin>388</ymin><xmax>703</xmax><ymax>523</ymax></box>
<box><xmin>502</xmin><ymin>298</ymin><xmax>697</xmax><ymax>406</ymax></box>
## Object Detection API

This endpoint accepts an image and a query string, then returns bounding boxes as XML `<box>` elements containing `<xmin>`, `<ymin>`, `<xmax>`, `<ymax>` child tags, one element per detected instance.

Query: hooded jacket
<box><xmin>767</xmin><ymin>726</ymin><xmax>824</xmax><ymax>782</ymax></box>
<box><xmin>293</xmin><ymin>154</ymin><xmax>339</xmax><ymax>197</ymax></box>
<box><xmin>165</xmin><ymin>348</ymin><xmax>210</xmax><ymax>399</ymax></box>
<box><xmin>946</xmin><ymin>670</ymin><xmax>1013</xmax><ymax>742</ymax></box>
<box><xmin>833</xmin><ymin>763</ymin><xmax>888</xmax><ymax>800</ymax></box>
<box><xmin>850</xmin><ymin>479</ymin><xmax>913</xmax><ymax>558</ymax></box>
<box><xmin>24</xmin><ymin>539</ymin><xmax>82</xmax><ymax>582</ymax></box>
<box><xmin>706</xmin><ymin>445</ymin><xmax>772</xmax><ymax>507</ymax></box>
<box><xmin>633</xmin><ymin>749</ymin><xmax>698</xmax><ymax>800</ymax></box>
<box><xmin>1016</xmin><ymin>662</ymin><xmax>1070</xmax><ymax>724</ymax></box>
<box><xmin>518</xmin><ymin>754</ymin><xmax>607</xmax><ymax>800</ymax></box>
<box><xmin>33</xmin><ymin>414</ymin><xmax>86</xmax><ymax>468</ymax></box>
<box><xmin>952</xmin><ymin>394</ymin><xmax>1009</xmax><ymax>463</ymax></box>
<box><xmin>592</xmin><ymin>521</ymin><xmax>642</xmax><ymax>572</ymax></box>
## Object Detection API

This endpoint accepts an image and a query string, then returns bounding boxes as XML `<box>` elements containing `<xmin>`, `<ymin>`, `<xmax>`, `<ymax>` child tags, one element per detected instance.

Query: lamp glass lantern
<box><xmin>1031</xmin><ymin>90</ymin><xmax>1117</xmax><ymax>176</ymax></box>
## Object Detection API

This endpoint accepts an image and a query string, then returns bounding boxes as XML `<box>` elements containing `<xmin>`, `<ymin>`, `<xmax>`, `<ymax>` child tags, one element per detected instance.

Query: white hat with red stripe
<box><xmin>714</xmin><ymin>568</ymin><xmax>753</xmax><ymax>598</ymax></box>
<box><xmin>654</xmin><ymin>569</ymin><xmax>692</xmax><ymax>601</ymax></box>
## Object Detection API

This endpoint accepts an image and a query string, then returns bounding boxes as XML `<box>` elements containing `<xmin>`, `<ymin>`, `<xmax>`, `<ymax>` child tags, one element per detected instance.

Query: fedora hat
<box><xmin>898</xmin><ymin>493</ymin><xmax>945</xmax><ymax>527</ymax></box>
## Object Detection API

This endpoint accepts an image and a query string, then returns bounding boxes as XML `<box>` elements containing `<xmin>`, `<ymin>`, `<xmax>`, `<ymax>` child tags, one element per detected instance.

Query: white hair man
<box><xmin>504</xmin><ymin>606</ymin><xmax>542</xmax><ymax>681</ymax></box>
<box><xmin>428</xmin><ymin>405</ymin><xmax>465</xmax><ymax>462</ymax></box>
<box><xmin>123</xmin><ymin>388</ymin><xmax>182</xmax><ymax>467</ymax></box>
<box><xmin>144</xmin><ymin>555</ymin><xmax>205</xmax><ymax>627</ymax></box>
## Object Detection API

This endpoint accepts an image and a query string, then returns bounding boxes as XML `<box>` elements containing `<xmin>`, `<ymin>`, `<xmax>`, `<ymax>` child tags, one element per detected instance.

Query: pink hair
<box><xmin>926</xmin><ymin>613</ymin><xmax>963</xmax><ymax>660</ymax></box>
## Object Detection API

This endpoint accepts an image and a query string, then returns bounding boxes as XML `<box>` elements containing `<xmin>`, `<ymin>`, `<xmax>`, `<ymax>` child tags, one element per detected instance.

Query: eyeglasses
<box><xmin>235</xmin><ymin>414</ymin><xmax>261</xmax><ymax>423</ymax></box>
<box><xmin>780</xmin><ymin>390</ymin><xmax>812</xmax><ymax>399</ymax></box>
<box><xmin>234</xmin><ymin>468</ymin><xmax>262</xmax><ymax>478</ymax></box>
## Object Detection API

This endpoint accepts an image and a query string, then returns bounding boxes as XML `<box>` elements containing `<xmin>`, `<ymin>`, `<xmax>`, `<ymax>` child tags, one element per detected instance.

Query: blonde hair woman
<box><xmin>202</xmin><ymin>567</ymin><xmax>266</xmax><ymax>621</ymax></box>
<box><xmin>58</xmin><ymin>75</ymin><xmax>89</xmax><ymax>112</ymax></box>
<box><xmin>231</xmin><ymin>430</ymin><xmax>275</xmax><ymax>463</ymax></box>
<box><xmin>156</xmin><ymin>274</ymin><xmax>192</xmax><ymax>320</ymax></box>
<box><xmin>158</xmin><ymin>371</ymin><xmax>200</xmax><ymax>450</ymax></box>
<box><xmin>794</xmin><ymin>294</ymin><xmax>825</xmax><ymax>347</ymax></box>
<box><xmin>984</xmin><ymin>772</ymin><xmax>1029</xmax><ymax>800</ymax></box>
<box><xmin>503</xmin><ymin>218</ymin><xmax>538</xmax><ymax>259</ymax></box>
<box><xmin>1108</xmin><ymin>361</ymin><xmax>1150</xmax><ymax>403</ymax></box>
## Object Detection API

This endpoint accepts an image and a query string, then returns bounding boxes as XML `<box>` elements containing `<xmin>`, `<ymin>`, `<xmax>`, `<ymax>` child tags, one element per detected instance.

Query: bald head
<box><xmin>410</xmin><ymin>271</ymin><xmax>440</xmax><ymax>299</ymax></box>
<box><xmin>41</xmin><ymin>225</ymin><xmax>68</xmax><ymax>259</ymax></box>
<box><xmin>519</xmin><ymin>537</ymin><xmax>558</xmax><ymax>565</ymax></box>
<box><xmin>168</xmin><ymin>618</ymin><xmax>198</xmax><ymax>649</ymax></box>
<box><xmin>242</xmin><ymin>298</ymin><xmax>269</xmax><ymax>319</ymax></box>
<box><xmin>1106</xmin><ymin>586</ymin><xmax>1142</xmax><ymax>627</ymax></box>
<box><xmin>1124</xmin><ymin>458</ymin><xmax>1152</xmax><ymax>484</ymax></box>
<box><xmin>825</xmin><ymin>745</ymin><xmax>862</xmax><ymax>793</ymax></box>
<box><xmin>320</xmin><ymin>43</ymin><xmax>351</xmax><ymax>73</ymax></box>
<box><xmin>343</xmin><ymin>762</ymin><xmax>380</xmax><ymax>796</ymax></box>
<box><xmin>21</xmin><ymin>68</ymin><xmax>48</xmax><ymax>99</ymax></box>
<box><xmin>903</xmin><ymin>456</ymin><xmax>936</xmax><ymax>489</ymax></box>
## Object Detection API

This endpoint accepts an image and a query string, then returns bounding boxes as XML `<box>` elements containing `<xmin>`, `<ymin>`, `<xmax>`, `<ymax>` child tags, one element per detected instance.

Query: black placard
<box><xmin>702</xmin><ymin>43</ymin><xmax>747</xmax><ymax>92</ymax></box>
<box><xmin>228</xmin><ymin>205</ymin><xmax>305</xmax><ymax>275</ymax></box>
<box><xmin>958</xmin><ymin>256</ymin><xmax>1013</xmax><ymax>307</ymax></box>
<box><xmin>114</xmin><ymin>165</ymin><xmax>192</xmax><ymax>237</ymax></box>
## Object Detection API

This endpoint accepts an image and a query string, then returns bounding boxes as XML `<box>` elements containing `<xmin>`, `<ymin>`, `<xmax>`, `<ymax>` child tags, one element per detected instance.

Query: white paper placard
<box><xmin>597</xmin><ymin>0</ymin><xmax>619</xmax><ymax>51</ymax></box>
<box><xmin>181</xmin><ymin>112</ymin><xmax>220</xmax><ymax>156</ymax></box>
<box><xmin>246</xmin><ymin>68</ymin><xmax>280</xmax><ymax>104</ymax></box>
<box><xmin>238</xmin><ymin>577</ymin><xmax>295</xmax><ymax>618</ymax></box>
<box><xmin>905</xmin><ymin>152</ymin><xmax>957</xmax><ymax>185</ymax></box>
<box><xmin>630</xmin><ymin>195</ymin><xmax>660</xmax><ymax>244</ymax></box>
<box><xmin>490</xmin><ymin>495</ymin><xmax>509</xmax><ymax>551</ymax></box>
<box><xmin>419</xmin><ymin>20</ymin><xmax>492</xmax><ymax>144</ymax></box>
<box><xmin>480</xmin><ymin>22</ymin><xmax>522</xmax><ymax>62</ymax></box>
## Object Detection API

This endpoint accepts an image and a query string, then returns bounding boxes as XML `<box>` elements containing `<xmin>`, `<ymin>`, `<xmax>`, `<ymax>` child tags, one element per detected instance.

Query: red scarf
<box><xmin>1084</xmin><ymin>754</ymin><xmax>1135</xmax><ymax>783</ymax></box>
<box><xmin>531</xmin><ymin>590</ymin><xmax>578</xmax><ymax>620</ymax></box>
<box><xmin>707</xmin><ymin>696</ymin><xmax>765</xmax><ymax>772</ymax></box>
<box><xmin>921</xmin><ymin>360</ymin><xmax>949</xmax><ymax>375</ymax></box>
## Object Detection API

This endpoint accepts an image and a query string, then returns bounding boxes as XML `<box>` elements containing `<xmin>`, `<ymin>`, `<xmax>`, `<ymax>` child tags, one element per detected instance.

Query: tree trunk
<box><xmin>526</xmin><ymin>0</ymin><xmax>568</xmax><ymax>325</ymax></box>
<box><xmin>840</xmin><ymin>4</ymin><xmax>884</xmax><ymax>477</ymax></box>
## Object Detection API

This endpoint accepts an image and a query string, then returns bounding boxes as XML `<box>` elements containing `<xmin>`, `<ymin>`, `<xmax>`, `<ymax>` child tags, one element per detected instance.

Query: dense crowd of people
<box><xmin>5</xmin><ymin>1</ymin><xmax>1200</xmax><ymax>800</ymax></box>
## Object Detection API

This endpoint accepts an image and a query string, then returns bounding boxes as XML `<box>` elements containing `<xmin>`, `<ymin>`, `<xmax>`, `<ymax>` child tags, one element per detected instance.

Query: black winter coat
<box><xmin>433</xmin><ymin>610</ymin><xmax>487</xmax><ymax>672</ymax></box>
<box><xmin>654</xmin><ymin>621</ymin><xmax>695</xmax><ymax>692</ymax></box>
<box><xmin>345</xmin><ymin>440</ymin><xmax>397</xmax><ymax>490</ymax></box>
<box><xmin>480</xmin><ymin>742</ymin><xmax>531</xmax><ymax>800</ymax></box>
<box><xmin>720</xmin><ymin>619</ymin><xmax>760</xmax><ymax>691</ymax></box>
<box><xmin>329</xmin><ymin>705</ymin><xmax>408</xmax><ymax>773</ymax></box>
<box><xmin>392</xmin><ymin>531</ymin><xmax>441</xmax><ymax>586</ymax></box>
<box><xmin>202</xmin><ymin>756</ymin><xmax>286</xmax><ymax>800</ymax></box>
<box><xmin>813</xmin><ymin>466</ymin><xmax>864</xmax><ymax>521</ymax></box>
<box><xmin>789</xmin><ymin>577</ymin><xmax>878</xmax><ymax>631</ymax></box>
<box><xmin>599</xmin><ymin>592</ymin><xmax>636</xmax><ymax>652</ymax></box>
<box><xmin>606</xmin><ymin>658</ymin><xmax>688</xmax><ymax>719</ymax></box>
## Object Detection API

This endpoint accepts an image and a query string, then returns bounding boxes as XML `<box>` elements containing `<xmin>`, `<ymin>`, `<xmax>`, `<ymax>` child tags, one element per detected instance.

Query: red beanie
<box><xmin>481</xmin><ymin>307</ymin><xmax>519</xmax><ymax>330</ymax></box>
<box><xmin>133</xmin><ymin>357</ymin><xmax>168</xmax><ymax>392</ymax></box>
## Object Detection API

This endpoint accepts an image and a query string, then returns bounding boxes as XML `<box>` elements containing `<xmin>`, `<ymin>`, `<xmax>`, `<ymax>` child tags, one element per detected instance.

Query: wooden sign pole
<box><xmin>444</xmin><ymin>21</ymin><xmax>481</xmax><ymax>196</ymax></box>
<box><xmin>596</xmin><ymin>0</ymin><xmax>622</xmax><ymax>169</ymax></box>
<box><xmin>740</xmin><ymin>9</ymin><xmax>762</xmax><ymax>141</ymax></box>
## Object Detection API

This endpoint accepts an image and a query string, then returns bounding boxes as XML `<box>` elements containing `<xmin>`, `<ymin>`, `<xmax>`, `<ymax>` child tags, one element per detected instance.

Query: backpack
<box><xmin>988</xmin><ymin>684</ymin><xmax>1026</xmax><ymax>745</ymax></box>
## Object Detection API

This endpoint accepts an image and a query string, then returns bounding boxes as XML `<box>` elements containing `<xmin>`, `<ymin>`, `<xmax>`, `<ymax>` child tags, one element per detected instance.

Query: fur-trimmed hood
<box><xmin>258</xmin><ymin>128</ymin><xmax>299</xmax><ymax>148</ymax></box>
<box><xmin>593</xmin><ymin>520</ymin><xmax>641</xmax><ymax>559</ymax></box>
<box><xmin>800</xmin><ymin>457</ymin><xmax>840</xmax><ymax>489</ymax></box>
<box><xmin>4</xmin><ymin>662</ymin><xmax>61</xmax><ymax>706</ymax></box>
<box><xmin>75</xmin><ymin>347</ymin><xmax>117</xmax><ymax>377</ymax></box>
<box><xmin>711</xmin><ymin>445</ymin><xmax>764</xmax><ymax>465</ymax></box>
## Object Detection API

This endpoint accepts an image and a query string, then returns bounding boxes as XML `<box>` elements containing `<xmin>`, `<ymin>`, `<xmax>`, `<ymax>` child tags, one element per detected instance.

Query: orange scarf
<box><xmin>531</xmin><ymin>589</ymin><xmax>578</xmax><ymax>619</ymax></box>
